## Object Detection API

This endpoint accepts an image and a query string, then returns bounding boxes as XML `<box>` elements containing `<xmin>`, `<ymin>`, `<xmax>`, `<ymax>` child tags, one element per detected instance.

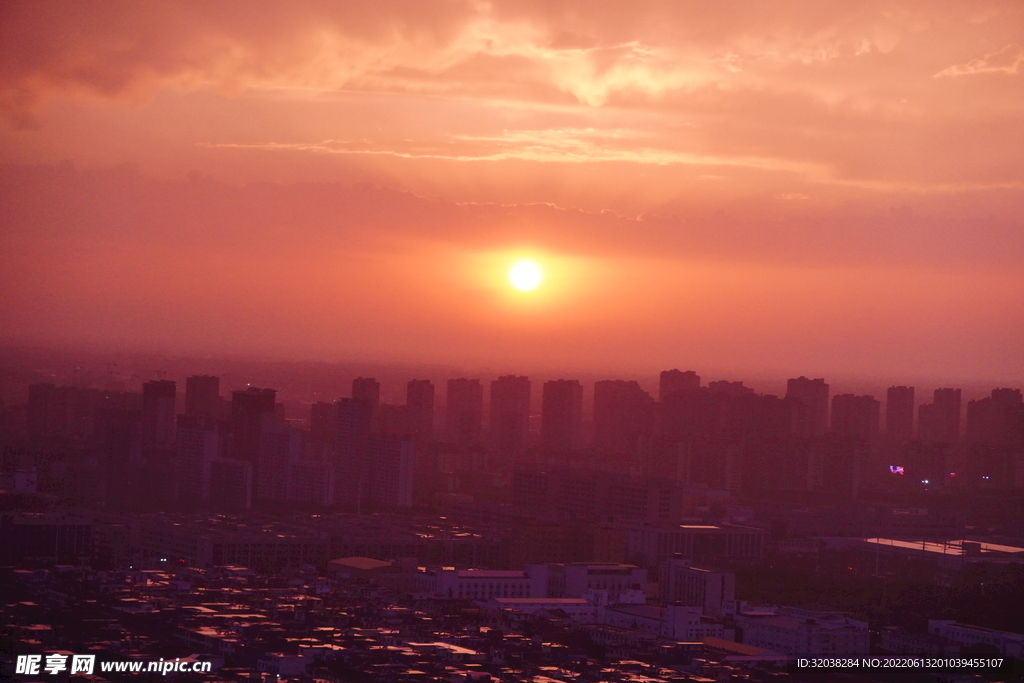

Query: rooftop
<box><xmin>863</xmin><ymin>538</ymin><xmax>1024</xmax><ymax>556</ymax></box>
<box><xmin>490</xmin><ymin>598</ymin><xmax>589</xmax><ymax>605</ymax></box>
<box><xmin>329</xmin><ymin>557</ymin><xmax>396</xmax><ymax>572</ymax></box>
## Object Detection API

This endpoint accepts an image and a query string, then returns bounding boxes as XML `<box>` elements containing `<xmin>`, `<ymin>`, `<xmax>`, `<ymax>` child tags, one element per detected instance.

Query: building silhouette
<box><xmin>593</xmin><ymin>380</ymin><xmax>653</xmax><ymax>456</ymax></box>
<box><xmin>231</xmin><ymin>388</ymin><xmax>277</xmax><ymax>461</ymax></box>
<box><xmin>786</xmin><ymin>376</ymin><xmax>830</xmax><ymax>436</ymax></box>
<box><xmin>489</xmin><ymin>375</ymin><xmax>531</xmax><ymax>462</ymax></box>
<box><xmin>256</xmin><ymin>415</ymin><xmax>302</xmax><ymax>503</ymax></box>
<box><xmin>334</xmin><ymin>396</ymin><xmax>413</xmax><ymax>509</ymax></box>
<box><xmin>406</xmin><ymin>379</ymin><xmax>435</xmax><ymax>442</ymax></box>
<box><xmin>885</xmin><ymin>386</ymin><xmax>915</xmax><ymax>441</ymax></box>
<box><xmin>210</xmin><ymin>458</ymin><xmax>252</xmax><ymax>509</ymax></box>
<box><xmin>376</xmin><ymin>403</ymin><xmax>410</xmax><ymax>436</ymax></box>
<box><xmin>28</xmin><ymin>384</ymin><xmax>135</xmax><ymax>443</ymax></box>
<box><xmin>310</xmin><ymin>401</ymin><xmax>337</xmax><ymax>443</ymax></box>
<box><xmin>965</xmin><ymin>388</ymin><xmax>1023</xmax><ymax>447</ymax></box>
<box><xmin>352</xmin><ymin>377</ymin><xmax>380</xmax><ymax>412</ymax></box>
<box><xmin>368</xmin><ymin>435</ymin><xmax>414</xmax><ymax>507</ymax></box>
<box><xmin>335</xmin><ymin>397</ymin><xmax>372</xmax><ymax>508</ymax></box>
<box><xmin>229</xmin><ymin>387</ymin><xmax>276</xmax><ymax>504</ymax></box>
<box><xmin>141</xmin><ymin>380</ymin><xmax>176</xmax><ymax>448</ymax></box>
<box><xmin>707</xmin><ymin>380</ymin><xmax>755</xmax><ymax>397</ymax></box>
<box><xmin>184</xmin><ymin>375</ymin><xmax>220</xmax><ymax>420</ymax></box>
<box><xmin>541</xmin><ymin>379</ymin><xmax>583</xmax><ymax>451</ymax></box>
<box><xmin>919</xmin><ymin>388</ymin><xmax>961</xmax><ymax>443</ymax></box>
<box><xmin>176</xmin><ymin>415</ymin><xmax>219</xmax><ymax>502</ymax></box>
<box><xmin>659</xmin><ymin>369</ymin><xmax>700</xmax><ymax>402</ymax></box>
<box><xmin>831</xmin><ymin>394</ymin><xmax>880</xmax><ymax>442</ymax></box>
<box><xmin>289</xmin><ymin>457</ymin><xmax>336</xmax><ymax>507</ymax></box>
<box><xmin>94</xmin><ymin>403</ymin><xmax>143</xmax><ymax>505</ymax></box>
<box><xmin>445</xmin><ymin>378</ymin><xmax>483</xmax><ymax>447</ymax></box>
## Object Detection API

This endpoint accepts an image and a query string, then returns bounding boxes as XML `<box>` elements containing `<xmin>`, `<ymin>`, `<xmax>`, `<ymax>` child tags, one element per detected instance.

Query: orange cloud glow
<box><xmin>1</xmin><ymin>0</ymin><xmax>1021</xmax><ymax>381</ymax></box>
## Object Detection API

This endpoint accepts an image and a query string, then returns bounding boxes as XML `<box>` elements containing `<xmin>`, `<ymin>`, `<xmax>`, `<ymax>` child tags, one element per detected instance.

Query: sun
<box><xmin>509</xmin><ymin>260</ymin><xmax>542</xmax><ymax>291</ymax></box>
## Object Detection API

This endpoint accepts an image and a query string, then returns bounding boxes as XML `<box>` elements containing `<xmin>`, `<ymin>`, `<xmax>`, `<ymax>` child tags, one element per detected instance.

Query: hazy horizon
<box><xmin>1</xmin><ymin>343</ymin><xmax>1017</xmax><ymax>413</ymax></box>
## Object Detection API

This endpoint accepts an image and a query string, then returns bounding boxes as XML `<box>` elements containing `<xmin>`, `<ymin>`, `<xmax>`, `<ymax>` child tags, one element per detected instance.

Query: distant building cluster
<box><xmin>0</xmin><ymin>367</ymin><xmax>1020</xmax><ymax>524</ymax></box>
<box><xmin>2</xmin><ymin>356</ymin><xmax>1024</xmax><ymax>676</ymax></box>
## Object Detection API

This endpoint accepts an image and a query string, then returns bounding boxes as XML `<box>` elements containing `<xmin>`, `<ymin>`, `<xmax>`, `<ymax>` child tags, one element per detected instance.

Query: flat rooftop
<box><xmin>862</xmin><ymin>538</ymin><xmax>1024</xmax><ymax>556</ymax></box>
<box><xmin>490</xmin><ymin>598</ymin><xmax>589</xmax><ymax>605</ymax></box>
<box><xmin>456</xmin><ymin>570</ymin><xmax>527</xmax><ymax>579</ymax></box>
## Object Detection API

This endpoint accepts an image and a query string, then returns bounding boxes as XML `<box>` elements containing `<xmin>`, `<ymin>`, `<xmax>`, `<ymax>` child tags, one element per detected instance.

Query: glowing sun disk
<box><xmin>509</xmin><ymin>260</ymin><xmax>542</xmax><ymax>291</ymax></box>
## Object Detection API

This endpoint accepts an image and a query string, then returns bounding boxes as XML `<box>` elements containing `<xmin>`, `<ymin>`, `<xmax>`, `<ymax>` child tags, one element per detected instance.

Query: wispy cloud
<box><xmin>934</xmin><ymin>45</ymin><xmax>1024</xmax><ymax>77</ymax></box>
<box><xmin>202</xmin><ymin>127</ymin><xmax>825</xmax><ymax>177</ymax></box>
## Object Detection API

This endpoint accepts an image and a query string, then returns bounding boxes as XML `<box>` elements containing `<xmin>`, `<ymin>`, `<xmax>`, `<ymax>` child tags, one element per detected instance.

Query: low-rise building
<box><xmin>928</xmin><ymin>620</ymin><xmax>1024</xmax><ymax>657</ymax></box>
<box><xmin>734</xmin><ymin>605</ymin><xmax>868</xmax><ymax>656</ymax></box>
<box><xmin>659</xmin><ymin>555</ymin><xmax>735</xmax><ymax>617</ymax></box>
<box><xmin>482</xmin><ymin>597</ymin><xmax>598</xmax><ymax>623</ymax></box>
<box><xmin>880</xmin><ymin>626</ymin><xmax>961</xmax><ymax>655</ymax></box>
<box><xmin>603</xmin><ymin>603</ymin><xmax>728</xmax><ymax>641</ymax></box>
<box><xmin>624</xmin><ymin>523</ymin><xmax>764</xmax><ymax>566</ymax></box>
<box><xmin>415</xmin><ymin>567</ymin><xmax>544</xmax><ymax>600</ymax></box>
<box><xmin>538</xmin><ymin>562</ymin><xmax>648</xmax><ymax>602</ymax></box>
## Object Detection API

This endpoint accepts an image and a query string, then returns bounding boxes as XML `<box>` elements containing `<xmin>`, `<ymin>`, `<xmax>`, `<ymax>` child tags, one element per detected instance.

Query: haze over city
<box><xmin>1</xmin><ymin>1</ymin><xmax>1022</xmax><ymax>381</ymax></box>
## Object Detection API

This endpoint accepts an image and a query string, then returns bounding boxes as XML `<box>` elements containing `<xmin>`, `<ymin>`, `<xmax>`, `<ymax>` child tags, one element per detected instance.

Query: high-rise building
<box><xmin>289</xmin><ymin>459</ymin><xmax>336</xmax><ymax>507</ymax></box>
<box><xmin>541</xmin><ymin>379</ymin><xmax>583</xmax><ymax>450</ymax></box>
<box><xmin>209</xmin><ymin>458</ymin><xmax>252</xmax><ymax>510</ymax></box>
<box><xmin>334</xmin><ymin>397</ymin><xmax>412</xmax><ymax>509</ymax></box>
<box><xmin>406</xmin><ymin>379</ymin><xmax>435</xmax><ymax>442</ymax></box>
<box><xmin>256</xmin><ymin>415</ymin><xmax>302</xmax><ymax>503</ymax></box>
<box><xmin>659</xmin><ymin>369</ymin><xmax>700</xmax><ymax>402</ymax></box>
<box><xmin>902</xmin><ymin>441</ymin><xmax>948</xmax><ymax>486</ymax></box>
<box><xmin>812</xmin><ymin>435</ymin><xmax>869</xmax><ymax>499</ymax></box>
<box><xmin>336</xmin><ymin>397</ymin><xmax>373</xmax><ymax>508</ymax></box>
<box><xmin>376</xmin><ymin>404</ymin><xmax>409</xmax><ymax>436</ymax></box>
<box><xmin>230</xmin><ymin>387</ymin><xmax>277</xmax><ymax>501</ymax></box>
<box><xmin>593</xmin><ymin>380</ymin><xmax>653</xmax><ymax>455</ymax></box>
<box><xmin>310</xmin><ymin>401</ymin><xmax>337</xmax><ymax>443</ymax></box>
<box><xmin>490</xmin><ymin>375</ymin><xmax>531</xmax><ymax>462</ymax></box>
<box><xmin>918</xmin><ymin>388</ymin><xmax>961</xmax><ymax>443</ymax></box>
<box><xmin>885</xmin><ymin>386</ymin><xmax>915</xmax><ymax>441</ymax></box>
<box><xmin>965</xmin><ymin>388</ymin><xmax>1024</xmax><ymax>447</ymax></box>
<box><xmin>141</xmin><ymin>380</ymin><xmax>176</xmax><ymax>447</ymax></box>
<box><xmin>831</xmin><ymin>394</ymin><xmax>880</xmax><ymax>442</ymax></box>
<box><xmin>28</xmin><ymin>384</ymin><xmax>117</xmax><ymax>442</ymax></box>
<box><xmin>176</xmin><ymin>416</ymin><xmax>219</xmax><ymax>502</ymax></box>
<box><xmin>231</xmin><ymin>388</ymin><xmax>277</xmax><ymax>463</ymax></box>
<box><xmin>352</xmin><ymin>377</ymin><xmax>380</xmax><ymax>411</ymax></box>
<box><xmin>94</xmin><ymin>405</ymin><xmax>142</xmax><ymax>505</ymax></box>
<box><xmin>26</xmin><ymin>385</ymin><xmax>138</xmax><ymax>443</ymax></box>
<box><xmin>445</xmin><ymin>378</ymin><xmax>484</xmax><ymax>446</ymax></box>
<box><xmin>707</xmin><ymin>380</ymin><xmax>755</xmax><ymax>397</ymax></box>
<box><xmin>184</xmin><ymin>375</ymin><xmax>220</xmax><ymax>419</ymax></box>
<box><xmin>368</xmin><ymin>435</ymin><xmax>414</xmax><ymax>508</ymax></box>
<box><xmin>786</xmin><ymin>377</ymin><xmax>830</xmax><ymax>436</ymax></box>
<box><xmin>993</xmin><ymin>388</ymin><xmax>1024</xmax><ymax>405</ymax></box>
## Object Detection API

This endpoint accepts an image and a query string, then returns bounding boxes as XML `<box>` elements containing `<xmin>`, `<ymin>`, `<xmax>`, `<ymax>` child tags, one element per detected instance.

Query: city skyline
<box><xmin>1</xmin><ymin>1</ymin><xmax>1022</xmax><ymax>381</ymax></box>
<box><xmin>3</xmin><ymin>3</ymin><xmax>1024</xmax><ymax>672</ymax></box>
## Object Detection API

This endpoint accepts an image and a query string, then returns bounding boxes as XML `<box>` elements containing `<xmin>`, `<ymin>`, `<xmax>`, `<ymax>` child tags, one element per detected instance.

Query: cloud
<box><xmin>4</xmin><ymin>0</ymin><xmax>1019</xmax><ymax>126</ymax></box>
<box><xmin>933</xmin><ymin>45</ymin><xmax>1024</xmax><ymax>77</ymax></box>
<box><xmin>201</xmin><ymin>128</ymin><xmax>825</xmax><ymax>177</ymax></box>
<box><xmin>3</xmin><ymin>1</ymin><xmax>1023</xmax><ymax>201</ymax></box>
<box><xmin>2</xmin><ymin>162</ymin><xmax>1021</xmax><ymax>272</ymax></box>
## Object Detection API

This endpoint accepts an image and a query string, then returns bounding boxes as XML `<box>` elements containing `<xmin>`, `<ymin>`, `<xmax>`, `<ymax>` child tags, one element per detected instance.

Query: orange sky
<box><xmin>1</xmin><ymin>1</ymin><xmax>1022</xmax><ymax>382</ymax></box>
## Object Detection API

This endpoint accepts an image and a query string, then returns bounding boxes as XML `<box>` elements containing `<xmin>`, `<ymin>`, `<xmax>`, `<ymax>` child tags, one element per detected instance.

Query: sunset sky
<box><xmin>1</xmin><ymin>1</ymin><xmax>1022</xmax><ymax>382</ymax></box>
